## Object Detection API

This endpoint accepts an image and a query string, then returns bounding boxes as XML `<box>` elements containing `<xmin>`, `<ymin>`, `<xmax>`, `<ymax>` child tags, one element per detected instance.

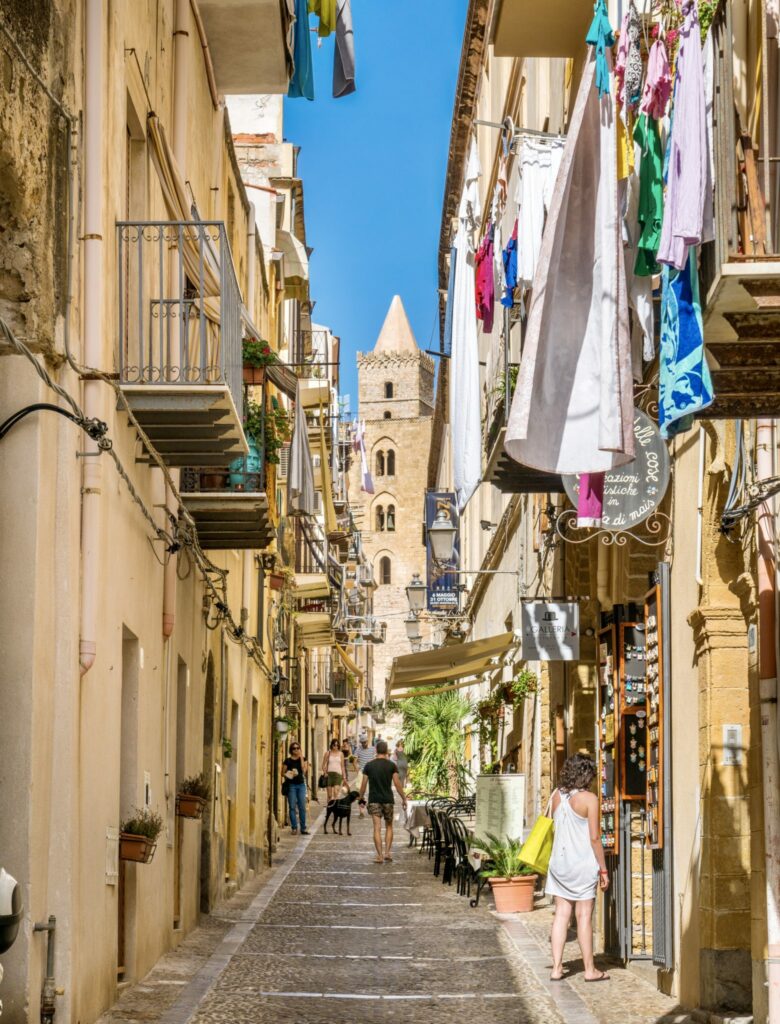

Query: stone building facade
<box><xmin>348</xmin><ymin>297</ymin><xmax>434</xmax><ymax>699</ymax></box>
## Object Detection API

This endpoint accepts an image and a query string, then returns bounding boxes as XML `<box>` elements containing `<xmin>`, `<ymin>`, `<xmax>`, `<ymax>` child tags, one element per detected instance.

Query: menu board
<box><xmin>474</xmin><ymin>773</ymin><xmax>526</xmax><ymax>844</ymax></box>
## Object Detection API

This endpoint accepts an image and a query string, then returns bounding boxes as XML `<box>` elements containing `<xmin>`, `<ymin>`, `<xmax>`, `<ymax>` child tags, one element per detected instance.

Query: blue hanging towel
<box><xmin>585</xmin><ymin>0</ymin><xmax>615</xmax><ymax>98</ymax></box>
<box><xmin>658</xmin><ymin>252</ymin><xmax>714</xmax><ymax>438</ymax></box>
<box><xmin>501</xmin><ymin>221</ymin><xmax>518</xmax><ymax>308</ymax></box>
<box><xmin>289</xmin><ymin>0</ymin><xmax>315</xmax><ymax>100</ymax></box>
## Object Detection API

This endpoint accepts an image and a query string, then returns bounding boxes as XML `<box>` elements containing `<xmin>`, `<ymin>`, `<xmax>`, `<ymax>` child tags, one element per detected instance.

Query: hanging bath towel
<box><xmin>333</xmin><ymin>0</ymin><xmax>355</xmax><ymax>98</ymax></box>
<box><xmin>289</xmin><ymin>0</ymin><xmax>315</xmax><ymax>100</ymax></box>
<box><xmin>658</xmin><ymin>253</ymin><xmax>714</xmax><ymax>438</ymax></box>
<box><xmin>505</xmin><ymin>49</ymin><xmax>635</xmax><ymax>476</ymax></box>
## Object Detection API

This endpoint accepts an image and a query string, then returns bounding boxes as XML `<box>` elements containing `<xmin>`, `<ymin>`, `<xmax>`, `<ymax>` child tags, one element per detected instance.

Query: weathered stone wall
<box><xmin>356</xmin><ymin>350</ymin><xmax>435</xmax><ymax>419</ymax></box>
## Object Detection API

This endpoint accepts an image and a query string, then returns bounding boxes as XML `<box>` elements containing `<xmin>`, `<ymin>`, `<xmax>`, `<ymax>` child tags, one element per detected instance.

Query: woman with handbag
<box><xmin>321</xmin><ymin>737</ymin><xmax>347</xmax><ymax>802</ymax></box>
<box><xmin>546</xmin><ymin>753</ymin><xmax>610</xmax><ymax>982</ymax></box>
<box><xmin>282</xmin><ymin>742</ymin><xmax>309</xmax><ymax>835</ymax></box>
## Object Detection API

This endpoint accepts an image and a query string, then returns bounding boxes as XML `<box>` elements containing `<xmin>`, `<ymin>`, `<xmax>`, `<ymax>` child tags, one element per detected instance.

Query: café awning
<box><xmin>276</xmin><ymin>229</ymin><xmax>309</xmax><ymax>300</ymax></box>
<box><xmin>388</xmin><ymin>632</ymin><xmax>515</xmax><ymax>694</ymax></box>
<box><xmin>335</xmin><ymin>642</ymin><xmax>364</xmax><ymax>680</ymax></box>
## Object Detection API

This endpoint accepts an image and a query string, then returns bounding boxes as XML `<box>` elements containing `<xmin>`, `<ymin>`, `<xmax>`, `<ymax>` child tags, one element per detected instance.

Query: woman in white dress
<box><xmin>546</xmin><ymin>754</ymin><xmax>610</xmax><ymax>982</ymax></box>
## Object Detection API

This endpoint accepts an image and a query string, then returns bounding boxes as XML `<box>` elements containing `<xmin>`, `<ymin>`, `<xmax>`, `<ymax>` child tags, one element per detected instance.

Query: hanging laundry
<box><xmin>658</xmin><ymin>254</ymin><xmax>714</xmax><ymax>438</ymax></box>
<box><xmin>288</xmin><ymin>388</ymin><xmax>316</xmax><ymax>515</ymax></box>
<box><xmin>622</xmin><ymin>152</ymin><xmax>655</xmax><ymax>372</ymax></box>
<box><xmin>449</xmin><ymin>140</ymin><xmax>482</xmax><ymax>509</ymax></box>
<box><xmin>505</xmin><ymin>48</ymin><xmax>635</xmax><ymax>476</ymax></box>
<box><xmin>701</xmin><ymin>27</ymin><xmax>716</xmax><ymax>242</ymax></box>
<box><xmin>442</xmin><ymin>245</ymin><xmax>457</xmax><ymax>357</ymax></box>
<box><xmin>358</xmin><ymin>419</ymin><xmax>374</xmax><ymax>494</ymax></box>
<box><xmin>515</xmin><ymin>138</ymin><xmax>564</xmax><ymax>288</ymax></box>
<box><xmin>615</xmin><ymin>2</ymin><xmax>642</xmax><ymax>108</ymax></box>
<box><xmin>577</xmin><ymin>473</ymin><xmax>605</xmax><ymax>528</ymax></box>
<box><xmin>309</xmin><ymin>0</ymin><xmax>336</xmax><ymax>37</ymax></box>
<box><xmin>333</xmin><ymin>0</ymin><xmax>355</xmax><ymax>98</ymax></box>
<box><xmin>501</xmin><ymin>221</ymin><xmax>519</xmax><ymax>308</ymax></box>
<box><xmin>475</xmin><ymin>226</ymin><xmax>496</xmax><ymax>333</ymax></box>
<box><xmin>586</xmin><ymin>0</ymin><xmax>615</xmax><ymax>98</ymax></box>
<box><xmin>289</xmin><ymin>0</ymin><xmax>315</xmax><ymax>100</ymax></box>
<box><xmin>657</xmin><ymin>1</ymin><xmax>708</xmax><ymax>270</ymax></box>
<box><xmin>640</xmin><ymin>39</ymin><xmax>672</xmax><ymax>119</ymax></box>
<box><xmin>634</xmin><ymin>114</ymin><xmax>664</xmax><ymax>277</ymax></box>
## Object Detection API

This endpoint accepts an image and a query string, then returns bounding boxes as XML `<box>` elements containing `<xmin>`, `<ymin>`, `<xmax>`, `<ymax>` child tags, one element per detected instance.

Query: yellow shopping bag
<box><xmin>519</xmin><ymin>796</ymin><xmax>554</xmax><ymax>875</ymax></box>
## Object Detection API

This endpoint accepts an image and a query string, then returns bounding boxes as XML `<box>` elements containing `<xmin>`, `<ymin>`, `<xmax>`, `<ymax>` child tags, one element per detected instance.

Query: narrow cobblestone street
<box><xmin>99</xmin><ymin>802</ymin><xmax>692</xmax><ymax>1024</ymax></box>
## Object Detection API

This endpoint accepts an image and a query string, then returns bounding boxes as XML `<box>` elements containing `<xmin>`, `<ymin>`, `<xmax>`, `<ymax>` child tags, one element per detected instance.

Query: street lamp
<box><xmin>405</xmin><ymin>573</ymin><xmax>426</xmax><ymax>615</ymax></box>
<box><xmin>404</xmin><ymin>616</ymin><xmax>422</xmax><ymax>642</ymax></box>
<box><xmin>428</xmin><ymin>504</ymin><xmax>457</xmax><ymax>564</ymax></box>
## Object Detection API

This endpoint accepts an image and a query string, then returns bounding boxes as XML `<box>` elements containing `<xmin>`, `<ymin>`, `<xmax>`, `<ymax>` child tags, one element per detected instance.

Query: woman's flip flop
<box><xmin>584</xmin><ymin>972</ymin><xmax>610</xmax><ymax>982</ymax></box>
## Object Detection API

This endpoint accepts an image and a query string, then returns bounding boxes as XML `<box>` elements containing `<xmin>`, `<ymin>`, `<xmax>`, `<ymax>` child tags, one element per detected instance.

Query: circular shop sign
<box><xmin>562</xmin><ymin>409</ymin><xmax>670</xmax><ymax>530</ymax></box>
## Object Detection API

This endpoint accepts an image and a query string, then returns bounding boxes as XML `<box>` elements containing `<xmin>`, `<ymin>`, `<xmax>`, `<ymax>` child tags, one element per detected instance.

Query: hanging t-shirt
<box><xmin>634</xmin><ymin>115</ymin><xmax>664</xmax><ymax>277</ymax></box>
<box><xmin>501</xmin><ymin>221</ymin><xmax>519</xmax><ymax>308</ymax></box>
<box><xmin>475</xmin><ymin>226</ymin><xmax>495</xmax><ymax>333</ymax></box>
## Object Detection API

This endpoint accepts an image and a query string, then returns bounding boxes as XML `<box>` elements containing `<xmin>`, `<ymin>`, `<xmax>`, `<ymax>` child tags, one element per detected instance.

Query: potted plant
<box><xmin>502</xmin><ymin>669</ymin><xmax>538</xmax><ymax>707</ymax></box>
<box><xmin>176</xmin><ymin>772</ymin><xmax>211</xmax><ymax>819</ymax></box>
<box><xmin>232</xmin><ymin>400</ymin><xmax>265</xmax><ymax>490</ymax></box>
<box><xmin>264</xmin><ymin>397</ymin><xmax>291</xmax><ymax>466</ymax></box>
<box><xmin>471</xmin><ymin>832</ymin><xmax>538</xmax><ymax>913</ymax></box>
<box><xmin>242</xmin><ymin>338</ymin><xmax>278</xmax><ymax>385</ymax></box>
<box><xmin>119</xmin><ymin>807</ymin><xmax>164</xmax><ymax>864</ymax></box>
<box><xmin>275</xmin><ymin>715</ymin><xmax>297</xmax><ymax>736</ymax></box>
<box><xmin>222</xmin><ymin>736</ymin><xmax>233</xmax><ymax>759</ymax></box>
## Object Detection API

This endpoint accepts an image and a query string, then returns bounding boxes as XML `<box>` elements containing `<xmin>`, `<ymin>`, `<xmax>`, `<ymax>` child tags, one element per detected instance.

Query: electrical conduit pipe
<box><xmin>79</xmin><ymin>0</ymin><xmax>105</xmax><ymax>675</ymax></box>
<box><xmin>757</xmin><ymin>417</ymin><xmax>780</xmax><ymax>1021</ymax></box>
<box><xmin>162</xmin><ymin>0</ymin><xmax>191</xmax><ymax>640</ymax></box>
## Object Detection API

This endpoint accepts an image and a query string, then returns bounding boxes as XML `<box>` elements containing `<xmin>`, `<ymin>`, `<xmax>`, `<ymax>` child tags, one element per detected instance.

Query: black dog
<box><xmin>324</xmin><ymin>789</ymin><xmax>359</xmax><ymax>835</ymax></box>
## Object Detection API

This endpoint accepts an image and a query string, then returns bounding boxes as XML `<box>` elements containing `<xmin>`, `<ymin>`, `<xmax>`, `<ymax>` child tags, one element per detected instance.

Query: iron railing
<box><xmin>117</xmin><ymin>220</ymin><xmax>243</xmax><ymax>419</ymax></box>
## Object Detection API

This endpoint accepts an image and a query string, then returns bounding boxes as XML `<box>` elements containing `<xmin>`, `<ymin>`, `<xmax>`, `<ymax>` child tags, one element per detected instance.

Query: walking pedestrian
<box><xmin>282</xmin><ymin>741</ymin><xmax>310</xmax><ymax>836</ymax></box>
<box><xmin>355</xmin><ymin>733</ymin><xmax>376</xmax><ymax>815</ymax></box>
<box><xmin>321</xmin><ymin>737</ymin><xmax>347</xmax><ymax>802</ymax></box>
<box><xmin>341</xmin><ymin>738</ymin><xmax>355</xmax><ymax>780</ymax></box>
<box><xmin>546</xmin><ymin>753</ymin><xmax>610</xmax><ymax>982</ymax></box>
<box><xmin>358</xmin><ymin>739</ymin><xmax>407</xmax><ymax>863</ymax></box>
<box><xmin>392</xmin><ymin>740</ymin><xmax>409</xmax><ymax>787</ymax></box>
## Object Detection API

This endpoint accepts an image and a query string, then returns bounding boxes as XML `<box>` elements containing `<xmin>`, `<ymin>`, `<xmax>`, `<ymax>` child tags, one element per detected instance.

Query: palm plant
<box><xmin>471</xmin><ymin>832</ymin><xmax>536</xmax><ymax>879</ymax></box>
<box><xmin>400</xmin><ymin>690</ymin><xmax>473</xmax><ymax>797</ymax></box>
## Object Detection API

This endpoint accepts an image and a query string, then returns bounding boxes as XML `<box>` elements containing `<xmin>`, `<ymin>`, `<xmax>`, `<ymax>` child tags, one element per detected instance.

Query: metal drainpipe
<box><xmin>757</xmin><ymin>417</ymin><xmax>780</xmax><ymax>1021</ymax></box>
<box><xmin>33</xmin><ymin>916</ymin><xmax>56</xmax><ymax>1023</ymax></box>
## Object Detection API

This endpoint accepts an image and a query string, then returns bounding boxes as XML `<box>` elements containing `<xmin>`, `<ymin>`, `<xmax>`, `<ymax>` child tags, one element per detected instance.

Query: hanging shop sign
<box><xmin>521</xmin><ymin>601</ymin><xmax>580</xmax><ymax>661</ymax></box>
<box><xmin>425</xmin><ymin>491</ymin><xmax>459</xmax><ymax>612</ymax></box>
<box><xmin>562</xmin><ymin>409</ymin><xmax>670</xmax><ymax>531</ymax></box>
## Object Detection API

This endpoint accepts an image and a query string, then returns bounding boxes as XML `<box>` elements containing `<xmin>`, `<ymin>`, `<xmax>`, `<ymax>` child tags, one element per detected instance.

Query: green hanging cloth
<box><xmin>634</xmin><ymin>114</ymin><xmax>664</xmax><ymax>277</ymax></box>
<box><xmin>585</xmin><ymin>0</ymin><xmax>615</xmax><ymax>98</ymax></box>
<box><xmin>309</xmin><ymin>0</ymin><xmax>336</xmax><ymax>37</ymax></box>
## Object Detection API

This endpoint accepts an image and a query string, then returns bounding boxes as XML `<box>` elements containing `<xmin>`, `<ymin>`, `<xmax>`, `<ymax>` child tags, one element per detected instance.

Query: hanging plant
<box><xmin>264</xmin><ymin>397</ymin><xmax>291</xmax><ymax>465</ymax></box>
<box><xmin>503</xmin><ymin>669</ymin><xmax>539</xmax><ymax>707</ymax></box>
<box><xmin>242</xmin><ymin>338</ymin><xmax>279</xmax><ymax>368</ymax></box>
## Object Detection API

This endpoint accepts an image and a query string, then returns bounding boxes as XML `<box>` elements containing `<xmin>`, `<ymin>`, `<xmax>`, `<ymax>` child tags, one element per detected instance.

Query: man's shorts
<box><xmin>368</xmin><ymin>802</ymin><xmax>394</xmax><ymax>823</ymax></box>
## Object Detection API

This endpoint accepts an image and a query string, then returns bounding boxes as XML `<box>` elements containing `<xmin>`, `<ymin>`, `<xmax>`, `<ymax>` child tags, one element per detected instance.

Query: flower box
<box><xmin>176</xmin><ymin>794</ymin><xmax>206</xmax><ymax>820</ymax></box>
<box><xmin>242</xmin><ymin>365</ymin><xmax>266</xmax><ymax>386</ymax></box>
<box><xmin>488</xmin><ymin>874</ymin><xmax>538</xmax><ymax>913</ymax></box>
<box><xmin>119</xmin><ymin>833</ymin><xmax>157</xmax><ymax>864</ymax></box>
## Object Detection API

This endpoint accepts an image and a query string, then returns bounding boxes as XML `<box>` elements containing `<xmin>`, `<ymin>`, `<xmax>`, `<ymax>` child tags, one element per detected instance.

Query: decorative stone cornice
<box><xmin>688</xmin><ymin>604</ymin><xmax>753</xmax><ymax>658</ymax></box>
<box><xmin>357</xmin><ymin>351</ymin><xmax>435</xmax><ymax>372</ymax></box>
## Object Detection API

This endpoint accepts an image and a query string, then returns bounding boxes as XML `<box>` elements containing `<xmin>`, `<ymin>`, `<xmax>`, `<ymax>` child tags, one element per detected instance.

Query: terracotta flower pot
<box><xmin>488</xmin><ymin>874</ymin><xmax>538</xmax><ymax>913</ymax></box>
<box><xmin>119</xmin><ymin>833</ymin><xmax>156</xmax><ymax>864</ymax></box>
<box><xmin>242</xmin><ymin>365</ymin><xmax>266</xmax><ymax>386</ymax></box>
<box><xmin>269</xmin><ymin>572</ymin><xmax>284</xmax><ymax>592</ymax></box>
<box><xmin>176</xmin><ymin>794</ymin><xmax>206</xmax><ymax>820</ymax></box>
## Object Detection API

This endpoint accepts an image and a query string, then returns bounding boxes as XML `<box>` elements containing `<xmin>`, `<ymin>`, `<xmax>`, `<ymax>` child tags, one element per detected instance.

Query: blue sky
<box><xmin>284</xmin><ymin>0</ymin><xmax>468</xmax><ymax>415</ymax></box>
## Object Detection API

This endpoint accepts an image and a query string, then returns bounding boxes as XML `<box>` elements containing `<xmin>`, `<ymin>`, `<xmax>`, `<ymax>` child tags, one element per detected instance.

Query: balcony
<box><xmin>197</xmin><ymin>0</ymin><xmax>294</xmax><ymax>94</ymax></box>
<box><xmin>180</xmin><ymin>451</ymin><xmax>274</xmax><ymax>551</ymax></box>
<box><xmin>491</xmin><ymin>0</ymin><xmax>592</xmax><ymax>59</ymax></box>
<box><xmin>483</xmin><ymin>360</ymin><xmax>564</xmax><ymax>494</ymax></box>
<box><xmin>700</xmin><ymin>4</ymin><xmax>780</xmax><ymax>418</ymax></box>
<box><xmin>118</xmin><ymin>221</ymin><xmax>246</xmax><ymax>465</ymax></box>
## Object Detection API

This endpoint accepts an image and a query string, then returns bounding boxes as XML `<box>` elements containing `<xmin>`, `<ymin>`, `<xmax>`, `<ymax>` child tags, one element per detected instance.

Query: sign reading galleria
<box><xmin>521</xmin><ymin>601</ymin><xmax>580</xmax><ymax>661</ymax></box>
<box><xmin>562</xmin><ymin>409</ymin><xmax>671</xmax><ymax>531</ymax></box>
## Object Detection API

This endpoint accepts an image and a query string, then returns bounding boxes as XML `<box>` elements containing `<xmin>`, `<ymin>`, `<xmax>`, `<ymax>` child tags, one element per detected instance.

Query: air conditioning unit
<box><xmin>278</xmin><ymin>442</ymin><xmax>291</xmax><ymax>481</ymax></box>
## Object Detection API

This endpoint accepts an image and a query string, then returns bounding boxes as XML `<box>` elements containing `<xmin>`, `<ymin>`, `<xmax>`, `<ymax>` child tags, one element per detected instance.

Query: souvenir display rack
<box><xmin>597</xmin><ymin>624</ymin><xmax>619</xmax><ymax>852</ymax></box>
<box><xmin>619</xmin><ymin>623</ymin><xmax>648</xmax><ymax>801</ymax></box>
<box><xmin>644</xmin><ymin>581</ymin><xmax>665</xmax><ymax>849</ymax></box>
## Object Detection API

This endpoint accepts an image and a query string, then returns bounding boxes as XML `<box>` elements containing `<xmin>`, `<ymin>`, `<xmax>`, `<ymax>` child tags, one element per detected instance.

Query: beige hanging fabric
<box><xmin>318</xmin><ymin>405</ymin><xmax>338</xmax><ymax>536</ymax></box>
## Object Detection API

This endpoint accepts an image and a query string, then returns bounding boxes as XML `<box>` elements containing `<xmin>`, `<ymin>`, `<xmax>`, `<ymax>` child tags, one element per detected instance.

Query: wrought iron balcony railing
<box><xmin>117</xmin><ymin>220</ymin><xmax>243</xmax><ymax>421</ymax></box>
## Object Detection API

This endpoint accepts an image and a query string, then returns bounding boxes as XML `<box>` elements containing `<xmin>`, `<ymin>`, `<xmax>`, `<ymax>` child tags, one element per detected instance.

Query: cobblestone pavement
<box><xmin>99</xmin><ymin>802</ymin><xmax>699</xmax><ymax>1024</ymax></box>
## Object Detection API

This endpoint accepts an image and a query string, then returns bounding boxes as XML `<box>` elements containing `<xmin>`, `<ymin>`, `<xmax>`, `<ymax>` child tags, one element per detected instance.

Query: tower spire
<box><xmin>373</xmin><ymin>296</ymin><xmax>418</xmax><ymax>354</ymax></box>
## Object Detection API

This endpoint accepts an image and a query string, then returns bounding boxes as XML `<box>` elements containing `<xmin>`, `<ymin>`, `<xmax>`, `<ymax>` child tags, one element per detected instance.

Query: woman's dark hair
<box><xmin>558</xmin><ymin>753</ymin><xmax>596</xmax><ymax>793</ymax></box>
<box><xmin>330</xmin><ymin>738</ymin><xmax>340</xmax><ymax>749</ymax></box>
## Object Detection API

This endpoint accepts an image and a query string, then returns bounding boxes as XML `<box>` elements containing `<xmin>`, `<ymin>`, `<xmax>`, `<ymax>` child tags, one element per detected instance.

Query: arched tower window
<box><xmin>384</xmin><ymin>382</ymin><xmax>394</xmax><ymax>398</ymax></box>
<box><xmin>379</xmin><ymin>556</ymin><xmax>392</xmax><ymax>585</ymax></box>
<box><xmin>375</xmin><ymin>451</ymin><xmax>385</xmax><ymax>476</ymax></box>
<box><xmin>386</xmin><ymin>450</ymin><xmax>396</xmax><ymax>476</ymax></box>
<box><xmin>386</xmin><ymin>505</ymin><xmax>396</xmax><ymax>532</ymax></box>
<box><xmin>375</xmin><ymin>505</ymin><xmax>385</xmax><ymax>532</ymax></box>
<box><xmin>383</xmin><ymin>411</ymin><xmax>392</xmax><ymax>420</ymax></box>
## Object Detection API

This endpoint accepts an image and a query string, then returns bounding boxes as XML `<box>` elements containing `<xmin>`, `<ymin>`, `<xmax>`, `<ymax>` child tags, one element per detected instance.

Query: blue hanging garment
<box><xmin>658</xmin><ymin>252</ymin><xmax>714</xmax><ymax>438</ymax></box>
<box><xmin>501</xmin><ymin>221</ymin><xmax>518</xmax><ymax>308</ymax></box>
<box><xmin>289</xmin><ymin>0</ymin><xmax>315</xmax><ymax>100</ymax></box>
<box><xmin>585</xmin><ymin>0</ymin><xmax>615</xmax><ymax>98</ymax></box>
